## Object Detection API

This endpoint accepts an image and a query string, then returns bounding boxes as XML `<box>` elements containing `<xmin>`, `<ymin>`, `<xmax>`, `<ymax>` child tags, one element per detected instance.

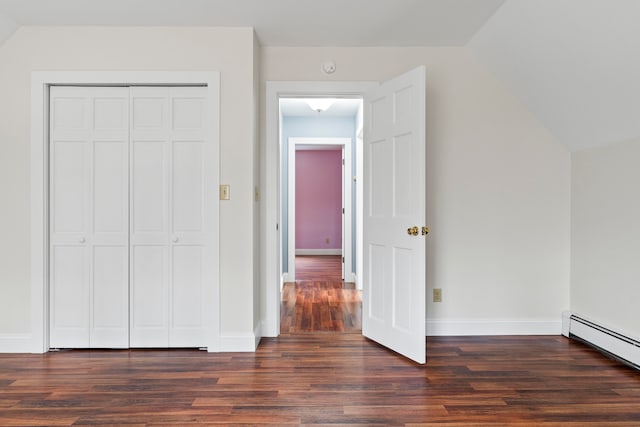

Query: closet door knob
<box><xmin>172</xmin><ymin>236</ymin><xmax>179</xmax><ymax>243</ymax></box>
<box><xmin>79</xmin><ymin>237</ymin><xmax>86</xmax><ymax>243</ymax></box>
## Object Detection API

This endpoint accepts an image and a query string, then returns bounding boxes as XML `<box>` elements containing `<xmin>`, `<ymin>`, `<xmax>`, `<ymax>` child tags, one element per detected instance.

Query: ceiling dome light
<box><xmin>306</xmin><ymin>98</ymin><xmax>334</xmax><ymax>112</ymax></box>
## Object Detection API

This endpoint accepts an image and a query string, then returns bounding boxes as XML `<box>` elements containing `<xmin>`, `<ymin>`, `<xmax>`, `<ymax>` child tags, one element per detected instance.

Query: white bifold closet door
<box><xmin>49</xmin><ymin>87</ymin><xmax>130</xmax><ymax>348</ymax></box>
<box><xmin>50</xmin><ymin>86</ymin><xmax>212</xmax><ymax>349</ymax></box>
<box><xmin>129</xmin><ymin>87</ymin><xmax>209</xmax><ymax>348</ymax></box>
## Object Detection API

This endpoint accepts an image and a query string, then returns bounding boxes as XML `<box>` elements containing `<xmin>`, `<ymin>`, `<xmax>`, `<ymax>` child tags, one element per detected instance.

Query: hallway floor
<box><xmin>280</xmin><ymin>255</ymin><xmax>361</xmax><ymax>334</ymax></box>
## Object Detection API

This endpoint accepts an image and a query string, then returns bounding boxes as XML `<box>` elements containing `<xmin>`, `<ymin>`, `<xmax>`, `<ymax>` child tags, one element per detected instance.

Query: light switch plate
<box><xmin>220</xmin><ymin>184</ymin><xmax>230</xmax><ymax>200</ymax></box>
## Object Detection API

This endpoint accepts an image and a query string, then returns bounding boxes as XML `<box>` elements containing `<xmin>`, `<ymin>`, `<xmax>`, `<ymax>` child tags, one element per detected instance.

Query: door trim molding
<box><xmin>288</xmin><ymin>137</ymin><xmax>353</xmax><ymax>283</ymax></box>
<box><xmin>262</xmin><ymin>81</ymin><xmax>377</xmax><ymax>337</ymax></box>
<box><xmin>30</xmin><ymin>71</ymin><xmax>221</xmax><ymax>353</ymax></box>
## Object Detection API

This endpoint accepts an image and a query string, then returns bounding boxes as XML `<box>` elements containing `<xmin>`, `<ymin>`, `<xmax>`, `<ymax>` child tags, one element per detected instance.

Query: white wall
<box><xmin>571</xmin><ymin>138</ymin><xmax>640</xmax><ymax>340</ymax></box>
<box><xmin>262</xmin><ymin>47</ymin><xmax>571</xmax><ymax>334</ymax></box>
<box><xmin>0</xmin><ymin>27</ymin><xmax>258</xmax><ymax>346</ymax></box>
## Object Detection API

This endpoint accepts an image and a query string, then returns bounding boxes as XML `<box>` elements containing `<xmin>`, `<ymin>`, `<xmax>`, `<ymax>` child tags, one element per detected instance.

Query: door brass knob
<box><xmin>422</xmin><ymin>226</ymin><xmax>430</xmax><ymax>236</ymax></box>
<box><xmin>407</xmin><ymin>226</ymin><xmax>419</xmax><ymax>236</ymax></box>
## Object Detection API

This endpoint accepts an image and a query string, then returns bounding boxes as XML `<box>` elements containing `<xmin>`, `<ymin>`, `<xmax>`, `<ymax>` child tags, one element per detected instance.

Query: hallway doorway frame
<box><xmin>287</xmin><ymin>137</ymin><xmax>352</xmax><ymax>283</ymax></box>
<box><xmin>262</xmin><ymin>81</ymin><xmax>376</xmax><ymax>337</ymax></box>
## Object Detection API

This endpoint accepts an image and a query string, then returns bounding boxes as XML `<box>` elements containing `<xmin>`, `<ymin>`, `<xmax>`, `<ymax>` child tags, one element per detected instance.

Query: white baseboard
<box><xmin>218</xmin><ymin>330</ymin><xmax>260</xmax><ymax>352</ymax></box>
<box><xmin>566</xmin><ymin>312</ymin><xmax>639</xmax><ymax>368</ymax></box>
<box><xmin>295</xmin><ymin>249</ymin><xmax>341</xmax><ymax>256</ymax></box>
<box><xmin>426</xmin><ymin>319</ymin><xmax>562</xmax><ymax>336</ymax></box>
<box><xmin>260</xmin><ymin>319</ymin><xmax>278</xmax><ymax>338</ymax></box>
<box><xmin>0</xmin><ymin>334</ymin><xmax>35</xmax><ymax>353</ymax></box>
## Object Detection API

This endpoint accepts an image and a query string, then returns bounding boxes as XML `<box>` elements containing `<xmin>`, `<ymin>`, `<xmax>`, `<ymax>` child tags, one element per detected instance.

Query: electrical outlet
<box><xmin>433</xmin><ymin>288</ymin><xmax>442</xmax><ymax>303</ymax></box>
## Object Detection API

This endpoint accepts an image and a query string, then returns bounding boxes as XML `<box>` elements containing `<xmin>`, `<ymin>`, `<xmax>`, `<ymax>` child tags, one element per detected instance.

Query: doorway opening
<box><xmin>264</xmin><ymin>69</ymin><xmax>427</xmax><ymax>363</ymax></box>
<box><xmin>279</xmin><ymin>97</ymin><xmax>363</xmax><ymax>334</ymax></box>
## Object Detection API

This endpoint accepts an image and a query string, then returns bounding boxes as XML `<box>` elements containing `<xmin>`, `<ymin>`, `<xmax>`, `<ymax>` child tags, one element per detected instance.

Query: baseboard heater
<box><xmin>565</xmin><ymin>314</ymin><xmax>640</xmax><ymax>370</ymax></box>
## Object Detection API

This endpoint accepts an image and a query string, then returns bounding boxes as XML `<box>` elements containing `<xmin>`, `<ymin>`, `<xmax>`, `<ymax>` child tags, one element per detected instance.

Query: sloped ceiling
<box><xmin>0</xmin><ymin>0</ymin><xmax>504</xmax><ymax>46</ymax></box>
<box><xmin>468</xmin><ymin>0</ymin><xmax>640</xmax><ymax>151</ymax></box>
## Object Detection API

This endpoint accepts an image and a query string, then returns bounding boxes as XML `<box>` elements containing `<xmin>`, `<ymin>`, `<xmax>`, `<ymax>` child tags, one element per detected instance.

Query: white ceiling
<box><xmin>1</xmin><ymin>0</ymin><xmax>639</xmax><ymax>151</ymax></box>
<box><xmin>0</xmin><ymin>0</ymin><xmax>504</xmax><ymax>46</ymax></box>
<box><xmin>280</xmin><ymin>98</ymin><xmax>361</xmax><ymax>118</ymax></box>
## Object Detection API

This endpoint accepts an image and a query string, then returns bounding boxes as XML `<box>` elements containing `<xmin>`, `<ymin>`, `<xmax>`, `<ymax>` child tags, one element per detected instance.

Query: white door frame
<box><xmin>262</xmin><ymin>81</ymin><xmax>376</xmax><ymax>337</ymax></box>
<box><xmin>287</xmin><ymin>137</ymin><xmax>353</xmax><ymax>283</ymax></box>
<box><xmin>30</xmin><ymin>71</ymin><xmax>220</xmax><ymax>353</ymax></box>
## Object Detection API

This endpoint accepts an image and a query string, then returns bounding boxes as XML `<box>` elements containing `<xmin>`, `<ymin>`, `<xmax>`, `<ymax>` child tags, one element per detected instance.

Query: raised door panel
<box><xmin>130</xmin><ymin>246</ymin><xmax>169</xmax><ymax>347</ymax></box>
<box><xmin>172</xmin><ymin>141</ymin><xmax>204</xmax><ymax>238</ymax></box>
<box><xmin>170</xmin><ymin>246</ymin><xmax>204</xmax><ymax>346</ymax></box>
<box><xmin>93</xmin><ymin>141</ymin><xmax>127</xmax><ymax>236</ymax></box>
<box><xmin>50</xmin><ymin>246</ymin><xmax>89</xmax><ymax>347</ymax></box>
<box><xmin>92</xmin><ymin>246</ymin><xmax>128</xmax><ymax>347</ymax></box>
<box><xmin>51</xmin><ymin>141</ymin><xmax>87</xmax><ymax>235</ymax></box>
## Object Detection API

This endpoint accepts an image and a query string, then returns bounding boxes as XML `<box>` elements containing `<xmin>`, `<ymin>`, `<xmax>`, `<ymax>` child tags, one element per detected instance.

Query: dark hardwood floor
<box><xmin>1</xmin><ymin>256</ymin><xmax>638</xmax><ymax>425</ymax></box>
<box><xmin>281</xmin><ymin>255</ymin><xmax>361</xmax><ymax>334</ymax></box>
<box><xmin>0</xmin><ymin>335</ymin><xmax>638</xmax><ymax>425</ymax></box>
<box><xmin>292</xmin><ymin>255</ymin><xmax>344</xmax><ymax>282</ymax></box>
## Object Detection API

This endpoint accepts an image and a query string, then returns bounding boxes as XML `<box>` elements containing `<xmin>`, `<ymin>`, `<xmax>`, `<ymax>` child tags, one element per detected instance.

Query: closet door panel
<box><xmin>92</xmin><ymin>246</ymin><xmax>128</xmax><ymax>347</ymax></box>
<box><xmin>130</xmin><ymin>140</ymin><xmax>168</xmax><ymax>346</ymax></box>
<box><xmin>50</xmin><ymin>246</ymin><xmax>89</xmax><ymax>347</ymax></box>
<box><xmin>49</xmin><ymin>88</ymin><xmax>91</xmax><ymax>348</ymax></box>
<box><xmin>51</xmin><ymin>141</ymin><xmax>87</xmax><ymax>234</ymax></box>
<box><xmin>172</xmin><ymin>141</ymin><xmax>204</xmax><ymax>238</ymax></box>
<box><xmin>130</xmin><ymin>87</ymin><xmax>210</xmax><ymax>348</ymax></box>
<box><xmin>131</xmin><ymin>141</ymin><xmax>167</xmax><ymax>238</ymax></box>
<box><xmin>93</xmin><ymin>141</ymin><xmax>128</xmax><ymax>236</ymax></box>
<box><xmin>170</xmin><ymin>141</ymin><xmax>205</xmax><ymax>346</ymax></box>
<box><xmin>50</xmin><ymin>86</ymin><xmax>130</xmax><ymax>349</ymax></box>
<box><xmin>168</xmin><ymin>87</ymin><xmax>208</xmax><ymax>346</ymax></box>
<box><xmin>130</xmin><ymin>246</ymin><xmax>169</xmax><ymax>347</ymax></box>
<box><xmin>129</xmin><ymin>87</ymin><xmax>170</xmax><ymax>347</ymax></box>
<box><xmin>170</xmin><ymin>246</ymin><xmax>204</xmax><ymax>346</ymax></box>
<box><xmin>89</xmin><ymin>89</ymin><xmax>130</xmax><ymax>348</ymax></box>
<box><xmin>91</xmin><ymin>140</ymin><xmax>129</xmax><ymax>347</ymax></box>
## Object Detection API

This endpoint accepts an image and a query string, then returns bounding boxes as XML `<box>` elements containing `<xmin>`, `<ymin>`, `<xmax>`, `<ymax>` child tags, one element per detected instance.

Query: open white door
<box><xmin>362</xmin><ymin>66</ymin><xmax>427</xmax><ymax>364</ymax></box>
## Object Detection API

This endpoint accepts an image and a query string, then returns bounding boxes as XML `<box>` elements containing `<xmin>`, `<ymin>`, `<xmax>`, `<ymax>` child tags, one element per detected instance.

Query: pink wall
<box><xmin>295</xmin><ymin>150</ymin><xmax>342</xmax><ymax>249</ymax></box>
